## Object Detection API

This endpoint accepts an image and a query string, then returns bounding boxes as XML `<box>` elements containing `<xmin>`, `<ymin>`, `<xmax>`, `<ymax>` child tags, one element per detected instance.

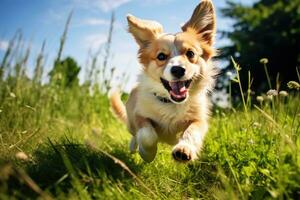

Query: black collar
<box><xmin>154</xmin><ymin>93</ymin><xmax>172</xmax><ymax>103</ymax></box>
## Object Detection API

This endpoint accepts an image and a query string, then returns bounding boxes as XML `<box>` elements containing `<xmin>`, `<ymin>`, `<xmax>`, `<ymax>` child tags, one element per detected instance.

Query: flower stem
<box><xmin>231</xmin><ymin>57</ymin><xmax>247</xmax><ymax>113</ymax></box>
<box><xmin>263</xmin><ymin>63</ymin><xmax>272</xmax><ymax>89</ymax></box>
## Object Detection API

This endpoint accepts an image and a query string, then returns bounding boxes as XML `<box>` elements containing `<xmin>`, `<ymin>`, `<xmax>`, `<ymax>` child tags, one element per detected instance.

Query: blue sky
<box><xmin>0</xmin><ymin>0</ymin><xmax>250</xmax><ymax>88</ymax></box>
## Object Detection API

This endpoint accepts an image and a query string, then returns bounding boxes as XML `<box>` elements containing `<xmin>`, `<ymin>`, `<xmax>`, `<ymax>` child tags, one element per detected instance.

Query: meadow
<box><xmin>0</xmin><ymin>18</ymin><xmax>300</xmax><ymax>200</ymax></box>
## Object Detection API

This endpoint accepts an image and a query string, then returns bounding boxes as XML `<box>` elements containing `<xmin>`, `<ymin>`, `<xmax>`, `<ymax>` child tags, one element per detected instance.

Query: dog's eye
<box><xmin>186</xmin><ymin>50</ymin><xmax>195</xmax><ymax>59</ymax></box>
<box><xmin>157</xmin><ymin>53</ymin><xmax>168</xmax><ymax>61</ymax></box>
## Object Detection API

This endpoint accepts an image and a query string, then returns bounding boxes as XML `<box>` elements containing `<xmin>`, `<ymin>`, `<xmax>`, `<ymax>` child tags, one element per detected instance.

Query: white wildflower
<box><xmin>226</xmin><ymin>71</ymin><xmax>236</xmax><ymax>80</ymax></box>
<box><xmin>267</xmin><ymin>89</ymin><xmax>278</xmax><ymax>96</ymax></box>
<box><xmin>287</xmin><ymin>81</ymin><xmax>300</xmax><ymax>90</ymax></box>
<box><xmin>279</xmin><ymin>91</ymin><xmax>288</xmax><ymax>97</ymax></box>
<box><xmin>256</xmin><ymin>96</ymin><xmax>264</xmax><ymax>103</ymax></box>
<box><xmin>226</xmin><ymin>71</ymin><xmax>233</xmax><ymax>77</ymax></box>
<box><xmin>260</xmin><ymin>58</ymin><xmax>269</xmax><ymax>64</ymax></box>
<box><xmin>265</xmin><ymin>95</ymin><xmax>273</xmax><ymax>101</ymax></box>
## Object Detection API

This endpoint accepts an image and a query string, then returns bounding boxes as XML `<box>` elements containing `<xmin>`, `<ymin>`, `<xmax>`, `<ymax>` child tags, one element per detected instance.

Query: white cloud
<box><xmin>43</xmin><ymin>0</ymin><xmax>131</xmax><ymax>25</ymax></box>
<box><xmin>73</xmin><ymin>0</ymin><xmax>132</xmax><ymax>12</ymax></box>
<box><xmin>84</xmin><ymin>34</ymin><xmax>107</xmax><ymax>51</ymax></box>
<box><xmin>82</xmin><ymin>18</ymin><xmax>109</xmax><ymax>26</ymax></box>
<box><xmin>96</xmin><ymin>0</ymin><xmax>131</xmax><ymax>12</ymax></box>
<box><xmin>0</xmin><ymin>40</ymin><xmax>9</xmax><ymax>51</ymax></box>
<box><xmin>142</xmin><ymin>0</ymin><xmax>174</xmax><ymax>6</ymax></box>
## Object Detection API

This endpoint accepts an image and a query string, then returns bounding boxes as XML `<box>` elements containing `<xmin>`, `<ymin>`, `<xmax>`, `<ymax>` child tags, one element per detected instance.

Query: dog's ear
<box><xmin>127</xmin><ymin>14</ymin><xmax>163</xmax><ymax>48</ymax></box>
<box><xmin>182</xmin><ymin>0</ymin><xmax>216</xmax><ymax>45</ymax></box>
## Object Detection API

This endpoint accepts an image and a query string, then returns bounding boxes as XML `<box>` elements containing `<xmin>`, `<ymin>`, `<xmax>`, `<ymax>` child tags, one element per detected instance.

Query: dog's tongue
<box><xmin>170</xmin><ymin>81</ymin><xmax>187</xmax><ymax>96</ymax></box>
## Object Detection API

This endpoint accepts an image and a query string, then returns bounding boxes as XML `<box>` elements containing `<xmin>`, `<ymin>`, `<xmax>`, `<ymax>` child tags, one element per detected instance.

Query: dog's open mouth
<box><xmin>160</xmin><ymin>78</ymin><xmax>192</xmax><ymax>103</ymax></box>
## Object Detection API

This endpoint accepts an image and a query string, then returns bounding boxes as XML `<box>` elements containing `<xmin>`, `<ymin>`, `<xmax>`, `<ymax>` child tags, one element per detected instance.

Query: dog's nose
<box><xmin>171</xmin><ymin>66</ymin><xmax>185</xmax><ymax>79</ymax></box>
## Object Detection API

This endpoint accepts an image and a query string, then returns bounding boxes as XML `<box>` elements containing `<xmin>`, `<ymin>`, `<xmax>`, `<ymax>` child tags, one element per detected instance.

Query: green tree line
<box><xmin>220</xmin><ymin>0</ymin><xmax>300</xmax><ymax>98</ymax></box>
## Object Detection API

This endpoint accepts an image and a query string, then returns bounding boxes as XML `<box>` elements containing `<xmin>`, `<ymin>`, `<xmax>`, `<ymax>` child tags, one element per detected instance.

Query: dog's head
<box><xmin>127</xmin><ymin>0</ymin><xmax>216</xmax><ymax>104</ymax></box>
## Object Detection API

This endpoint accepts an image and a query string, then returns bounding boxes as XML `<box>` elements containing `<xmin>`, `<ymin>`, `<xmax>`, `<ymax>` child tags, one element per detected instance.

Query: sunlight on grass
<box><xmin>0</xmin><ymin>14</ymin><xmax>299</xmax><ymax>200</ymax></box>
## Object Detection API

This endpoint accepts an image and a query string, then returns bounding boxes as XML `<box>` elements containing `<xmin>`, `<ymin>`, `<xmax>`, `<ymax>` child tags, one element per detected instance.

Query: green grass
<box><xmin>0</xmin><ymin>20</ymin><xmax>299</xmax><ymax>199</ymax></box>
<box><xmin>0</xmin><ymin>74</ymin><xmax>299</xmax><ymax>199</ymax></box>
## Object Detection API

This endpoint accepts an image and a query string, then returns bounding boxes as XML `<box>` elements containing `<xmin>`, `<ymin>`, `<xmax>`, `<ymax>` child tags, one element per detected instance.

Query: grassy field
<box><xmin>0</xmin><ymin>25</ymin><xmax>300</xmax><ymax>200</ymax></box>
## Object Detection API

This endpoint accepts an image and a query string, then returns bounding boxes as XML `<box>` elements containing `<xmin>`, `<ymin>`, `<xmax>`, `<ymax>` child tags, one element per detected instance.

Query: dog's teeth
<box><xmin>179</xmin><ymin>86</ymin><xmax>187</xmax><ymax>93</ymax></box>
<box><xmin>170</xmin><ymin>91</ymin><xmax>182</xmax><ymax>98</ymax></box>
<box><xmin>170</xmin><ymin>91</ymin><xmax>186</xmax><ymax>99</ymax></box>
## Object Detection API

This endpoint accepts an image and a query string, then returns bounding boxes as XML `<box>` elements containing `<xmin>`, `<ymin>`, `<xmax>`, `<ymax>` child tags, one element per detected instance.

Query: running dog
<box><xmin>111</xmin><ymin>0</ymin><xmax>217</xmax><ymax>162</ymax></box>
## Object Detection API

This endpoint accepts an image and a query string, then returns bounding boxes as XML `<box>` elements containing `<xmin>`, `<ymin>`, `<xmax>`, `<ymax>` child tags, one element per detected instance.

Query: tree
<box><xmin>49</xmin><ymin>57</ymin><xmax>81</xmax><ymax>88</ymax></box>
<box><xmin>220</xmin><ymin>0</ymin><xmax>300</xmax><ymax>95</ymax></box>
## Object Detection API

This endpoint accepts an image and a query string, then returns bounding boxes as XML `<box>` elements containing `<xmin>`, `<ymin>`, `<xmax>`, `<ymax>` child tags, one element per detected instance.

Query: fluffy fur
<box><xmin>110</xmin><ymin>0</ymin><xmax>218</xmax><ymax>162</ymax></box>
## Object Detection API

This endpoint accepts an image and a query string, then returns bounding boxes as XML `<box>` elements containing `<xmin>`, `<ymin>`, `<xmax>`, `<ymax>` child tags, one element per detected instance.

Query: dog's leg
<box><xmin>172</xmin><ymin>121</ymin><xmax>208</xmax><ymax>162</ymax></box>
<box><xmin>136</xmin><ymin>123</ymin><xmax>158</xmax><ymax>162</ymax></box>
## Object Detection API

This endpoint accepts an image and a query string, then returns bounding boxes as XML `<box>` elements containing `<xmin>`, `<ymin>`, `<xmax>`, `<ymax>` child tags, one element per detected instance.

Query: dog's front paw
<box><xmin>172</xmin><ymin>144</ymin><xmax>197</xmax><ymax>162</ymax></box>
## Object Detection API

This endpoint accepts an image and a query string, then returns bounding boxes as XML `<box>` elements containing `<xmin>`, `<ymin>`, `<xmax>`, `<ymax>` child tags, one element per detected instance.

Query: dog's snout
<box><xmin>171</xmin><ymin>66</ymin><xmax>185</xmax><ymax>79</ymax></box>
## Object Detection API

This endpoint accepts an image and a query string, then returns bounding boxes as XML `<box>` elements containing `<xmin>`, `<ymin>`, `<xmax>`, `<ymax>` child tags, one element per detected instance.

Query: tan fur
<box><xmin>111</xmin><ymin>0</ymin><xmax>217</xmax><ymax>162</ymax></box>
<box><xmin>127</xmin><ymin>14</ymin><xmax>163</xmax><ymax>48</ymax></box>
<box><xmin>110</xmin><ymin>91</ymin><xmax>127</xmax><ymax>123</ymax></box>
<box><xmin>182</xmin><ymin>0</ymin><xmax>216</xmax><ymax>46</ymax></box>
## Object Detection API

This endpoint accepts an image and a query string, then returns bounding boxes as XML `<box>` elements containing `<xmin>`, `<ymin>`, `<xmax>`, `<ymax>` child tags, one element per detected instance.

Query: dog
<box><xmin>110</xmin><ymin>0</ymin><xmax>217</xmax><ymax>162</ymax></box>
